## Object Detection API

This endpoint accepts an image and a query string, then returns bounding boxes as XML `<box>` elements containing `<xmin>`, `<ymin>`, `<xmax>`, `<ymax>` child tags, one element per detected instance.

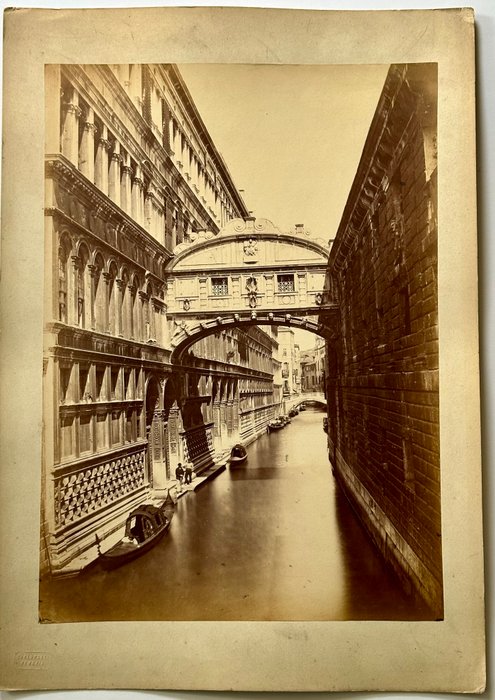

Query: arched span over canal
<box><xmin>165</xmin><ymin>216</ymin><xmax>338</xmax><ymax>364</ymax></box>
<box><xmin>170</xmin><ymin>311</ymin><xmax>337</xmax><ymax>365</ymax></box>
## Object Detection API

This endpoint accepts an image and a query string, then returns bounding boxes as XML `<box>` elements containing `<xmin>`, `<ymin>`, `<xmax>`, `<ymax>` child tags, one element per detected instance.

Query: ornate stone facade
<box><xmin>42</xmin><ymin>64</ymin><xmax>282</xmax><ymax>576</ymax></box>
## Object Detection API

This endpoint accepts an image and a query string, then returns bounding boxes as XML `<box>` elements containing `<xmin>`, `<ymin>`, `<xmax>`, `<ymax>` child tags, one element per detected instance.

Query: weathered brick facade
<box><xmin>323</xmin><ymin>64</ymin><xmax>441</xmax><ymax>616</ymax></box>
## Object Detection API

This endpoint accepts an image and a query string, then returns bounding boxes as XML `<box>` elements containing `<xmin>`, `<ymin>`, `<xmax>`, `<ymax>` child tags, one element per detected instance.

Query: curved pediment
<box><xmin>167</xmin><ymin>218</ymin><xmax>330</xmax><ymax>273</ymax></box>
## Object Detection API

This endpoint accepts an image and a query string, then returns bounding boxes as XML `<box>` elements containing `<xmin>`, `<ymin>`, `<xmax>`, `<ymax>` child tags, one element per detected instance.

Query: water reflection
<box><xmin>40</xmin><ymin>407</ymin><xmax>432</xmax><ymax>622</ymax></box>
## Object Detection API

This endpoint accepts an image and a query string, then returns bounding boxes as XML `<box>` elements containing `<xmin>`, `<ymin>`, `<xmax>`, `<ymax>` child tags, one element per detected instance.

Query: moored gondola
<box><xmin>230</xmin><ymin>443</ymin><xmax>248</xmax><ymax>465</ymax></box>
<box><xmin>97</xmin><ymin>492</ymin><xmax>175</xmax><ymax>570</ymax></box>
<box><xmin>267</xmin><ymin>417</ymin><xmax>285</xmax><ymax>431</ymax></box>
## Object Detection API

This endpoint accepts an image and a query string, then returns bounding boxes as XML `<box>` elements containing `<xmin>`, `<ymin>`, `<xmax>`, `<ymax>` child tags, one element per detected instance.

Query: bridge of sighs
<box><xmin>166</xmin><ymin>217</ymin><xmax>338</xmax><ymax>363</ymax></box>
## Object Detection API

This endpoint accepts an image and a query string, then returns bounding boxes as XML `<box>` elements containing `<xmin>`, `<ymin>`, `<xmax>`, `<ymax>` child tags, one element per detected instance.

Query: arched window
<box><xmin>93</xmin><ymin>253</ymin><xmax>105</xmax><ymax>332</ymax></box>
<box><xmin>129</xmin><ymin>275</ymin><xmax>139</xmax><ymax>340</ymax></box>
<box><xmin>76</xmin><ymin>244</ymin><xmax>90</xmax><ymax>328</ymax></box>
<box><xmin>58</xmin><ymin>235</ymin><xmax>72</xmax><ymax>323</ymax></box>
<box><xmin>144</xmin><ymin>282</ymin><xmax>154</xmax><ymax>342</ymax></box>
<box><xmin>120</xmin><ymin>270</ymin><xmax>129</xmax><ymax>338</ymax></box>
<box><xmin>107</xmin><ymin>261</ymin><xmax>118</xmax><ymax>335</ymax></box>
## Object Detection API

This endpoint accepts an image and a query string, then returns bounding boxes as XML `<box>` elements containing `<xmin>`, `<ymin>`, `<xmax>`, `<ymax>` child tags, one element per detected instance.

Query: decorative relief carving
<box><xmin>243</xmin><ymin>237</ymin><xmax>258</xmax><ymax>263</ymax></box>
<box><xmin>54</xmin><ymin>449</ymin><xmax>146</xmax><ymax>528</ymax></box>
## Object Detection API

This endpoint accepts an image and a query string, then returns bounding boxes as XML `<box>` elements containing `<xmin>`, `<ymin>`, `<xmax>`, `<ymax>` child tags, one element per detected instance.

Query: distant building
<box><xmin>300</xmin><ymin>337</ymin><xmax>326</xmax><ymax>392</ymax></box>
<box><xmin>277</xmin><ymin>327</ymin><xmax>301</xmax><ymax>396</ymax></box>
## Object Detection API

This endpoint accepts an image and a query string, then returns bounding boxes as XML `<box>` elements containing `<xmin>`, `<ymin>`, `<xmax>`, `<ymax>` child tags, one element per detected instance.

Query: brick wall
<box><xmin>323</xmin><ymin>64</ymin><xmax>442</xmax><ymax>616</ymax></box>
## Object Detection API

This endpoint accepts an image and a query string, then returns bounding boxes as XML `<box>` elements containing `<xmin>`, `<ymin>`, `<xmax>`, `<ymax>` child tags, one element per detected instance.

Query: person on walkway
<box><xmin>175</xmin><ymin>463</ymin><xmax>184</xmax><ymax>491</ymax></box>
<box><xmin>184</xmin><ymin>461</ymin><xmax>193</xmax><ymax>485</ymax></box>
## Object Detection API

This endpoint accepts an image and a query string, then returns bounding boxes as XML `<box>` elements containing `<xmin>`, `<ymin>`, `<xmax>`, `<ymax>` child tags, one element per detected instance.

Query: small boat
<box><xmin>230</xmin><ymin>443</ymin><xmax>248</xmax><ymax>465</ymax></box>
<box><xmin>268</xmin><ymin>418</ymin><xmax>285</xmax><ymax>431</ymax></box>
<box><xmin>288</xmin><ymin>407</ymin><xmax>299</xmax><ymax>418</ymax></box>
<box><xmin>282</xmin><ymin>415</ymin><xmax>291</xmax><ymax>424</ymax></box>
<box><xmin>97</xmin><ymin>493</ymin><xmax>174</xmax><ymax>570</ymax></box>
<box><xmin>299</xmin><ymin>404</ymin><xmax>306</xmax><ymax>411</ymax></box>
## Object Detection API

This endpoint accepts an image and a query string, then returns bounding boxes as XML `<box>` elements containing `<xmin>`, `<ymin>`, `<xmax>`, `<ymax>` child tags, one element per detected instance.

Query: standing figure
<box><xmin>184</xmin><ymin>461</ymin><xmax>193</xmax><ymax>485</ymax></box>
<box><xmin>175</xmin><ymin>463</ymin><xmax>184</xmax><ymax>491</ymax></box>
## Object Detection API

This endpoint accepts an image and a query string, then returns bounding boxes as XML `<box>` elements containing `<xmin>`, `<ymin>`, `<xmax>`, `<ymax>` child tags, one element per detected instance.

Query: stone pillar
<box><xmin>116</xmin><ymin>278</ymin><xmax>125</xmax><ymax>337</ymax></box>
<box><xmin>150</xmin><ymin>409</ymin><xmax>169</xmax><ymax>491</ymax></box>
<box><xmin>168</xmin><ymin>118</ymin><xmax>175</xmax><ymax>158</ymax></box>
<box><xmin>174</xmin><ymin>126</ymin><xmax>182</xmax><ymax>166</ymax></box>
<box><xmin>170</xmin><ymin>203</ymin><xmax>177</xmax><ymax>250</ymax></box>
<box><xmin>61</xmin><ymin>86</ymin><xmax>80</xmax><ymax>166</ymax></box>
<box><xmin>95</xmin><ymin>124</ymin><xmax>109</xmax><ymax>196</ymax></box>
<box><xmin>144</xmin><ymin>191</ymin><xmax>153</xmax><ymax>234</ymax></box>
<box><xmin>88</xmin><ymin>264</ymin><xmax>97</xmax><ymax>330</ymax></box>
<box><xmin>102</xmin><ymin>271</ymin><xmax>112</xmax><ymax>334</ymax></box>
<box><xmin>108</xmin><ymin>140</ymin><xmax>121</xmax><ymax>207</ymax></box>
<box><xmin>132</xmin><ymin>166</ymin><xmax>144</xmax><ymax>226</ymax></box>
<box><xmin>151</xmin><ymin>298</ymin><xmax>161</xmax><ymax>343</ymax></box>
<box><xmin>71</xmin><ymin>254</ymin><xmax>81</xmax><ymax>325</ymax></box>
<box><xmin>120</xmin><ymin>153</ymin><xmax>132</xmax><ymax>215</ymax></box>
<box><xmin>79</xmin><ymin>106</ymin><xmax>96</xmax><ymax>182</ymax></box>
<box><xmin>128</xmin><ymin>284</ymin><xmax>136</xmax><ymax>340</ymax></box>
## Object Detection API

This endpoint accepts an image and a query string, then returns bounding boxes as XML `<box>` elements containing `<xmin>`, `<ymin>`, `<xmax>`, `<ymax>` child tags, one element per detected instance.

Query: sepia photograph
<box><xmin>0</xmin><ymin>5</ymin><xmax>485</xmax><ymax>693</ymax></box>
<box><xmin>39</xmin><ymin>61</ymin><xmax>441</xmax><ymax>623</ymax></box>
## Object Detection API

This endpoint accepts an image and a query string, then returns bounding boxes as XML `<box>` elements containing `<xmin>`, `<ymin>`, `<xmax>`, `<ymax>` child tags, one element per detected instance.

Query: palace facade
<box><xmin>42</xmin><ymin>64</ymin><xmax>283</xmax><ymax>576</ymax></box>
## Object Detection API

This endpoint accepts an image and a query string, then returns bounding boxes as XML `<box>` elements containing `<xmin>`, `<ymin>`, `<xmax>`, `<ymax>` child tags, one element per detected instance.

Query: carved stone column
<box><xmin>132</xmin><ymin>167</ymin><xmax>144</xmax><ymax>226</ymax></box>
<box><xmin>61</xmin><ymin>86</ymin><xmax>81</xmax><ymax>166</ymax></box>
<box><xmin>102</xmin><ymin>271</ymin><xmax>112</xmax><ymax>334</ymax></box>
<box><xmin>150</xmin><ymin>409</ymin><xmax>169</xmax><ymax>491</ymax></box>
<box><xmin>88</xmin><ymin>263</ymin><xmax>97</xmax><ymax>330</ymax></box>
<box><xmin>139</xmin><ymin>290</ymin><xmax>148</xmax><ymax>342</ymax></box>
<box><xmin>116</xmin><ymin>278</ymin><xmax>125</xmax><ymax>337</ymax></box>
<box><xmin>120</xmin><ymin>153</ymin><xmax>132</xmax><ymax>215</ymax></box>
<box><xmin>128</xmin><ymin>283</ymin><xmax>136</xmax><ymax>340</ymax></box>
<box><xmin>108</xmin><ymin>141</ymin><xmax>122</xmax><ymax>207</ymax></box>
<box><xmin>95</xmin><ymin>125</ymin><xmax>110</xmax><ymax>196</ymax></box>
<box><xmin>79</xmin><ymin>107</ymin><xmax>96</xmax><ymax>182</ymax></box>
<box><xmin>71</xmin><ymin>254</ymin><xmax>81</xmax><ymax>326</ymax></box>
<box><xmin>174</xmin><ymin>124</ymin><xmax>182</xmax><ymax>167</ymax></box>
<box><xmin>144</xmin><ymin>190</ymin><xmax>153</xmax><ymax>234</ymax></box>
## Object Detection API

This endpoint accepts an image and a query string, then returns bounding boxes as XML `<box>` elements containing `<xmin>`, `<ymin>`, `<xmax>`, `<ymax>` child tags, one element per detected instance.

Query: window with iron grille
<box><xmin>211</xmin><ymin>277</ymin><xmax>229</xmax><ymax>296</ymax></box>
<box><xmin>277</xmin><ymin>274</ymin><xmax>295</xmax><ymax>293</ymax></box>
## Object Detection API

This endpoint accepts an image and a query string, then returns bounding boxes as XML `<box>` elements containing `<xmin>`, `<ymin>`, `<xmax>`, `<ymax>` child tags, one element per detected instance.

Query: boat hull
<box><xmin>230</xmin><ymin>454</ymin><xmax>248</xmax><ymax>465</ymax></box>
<box><xmin>100</xmin><ymin>520</ymin><xmax>171</xmax><ymax>570</ymax></box>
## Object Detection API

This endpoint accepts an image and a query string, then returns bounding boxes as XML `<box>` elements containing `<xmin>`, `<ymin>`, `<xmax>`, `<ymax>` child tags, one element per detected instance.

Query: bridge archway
<box><xmin>170</xmin><ymin>311</ymin><xmax>337</xmax><ymax>365</ymax></box>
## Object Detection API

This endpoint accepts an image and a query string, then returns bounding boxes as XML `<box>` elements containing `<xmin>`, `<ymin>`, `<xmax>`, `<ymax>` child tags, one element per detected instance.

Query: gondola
<box><xmin>229</xmin><ymin>443</ymin><xmax>248</xmax><ymax>465</ymax></box>
<box><xmin>97</xmin><ymin>493</ymin><xmax>175</xmax><ymax>570</ymax></box>
<box><xmin>267</xmin><ymin>418</ymin><xmax>285</xmax><ymax>431</ymax></box>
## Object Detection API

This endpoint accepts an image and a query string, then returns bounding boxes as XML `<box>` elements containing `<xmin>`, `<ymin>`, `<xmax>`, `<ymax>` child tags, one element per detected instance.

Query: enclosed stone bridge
<box><xmin>166</xmin><ymin>217</ymin><xmax>338</xmax><ymax>362</ymax></box>
<box><xmin>285</xmin><ymin>392</ymin><xmax>327</xmax><ymax>412</ymax></box>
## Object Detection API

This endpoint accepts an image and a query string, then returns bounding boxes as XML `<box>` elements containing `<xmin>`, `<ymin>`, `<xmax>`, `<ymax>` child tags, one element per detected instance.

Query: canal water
<box><xmin>40</xmin><ymin>407</ymin><xmax>433</xmax><ymax>622</ymax></box>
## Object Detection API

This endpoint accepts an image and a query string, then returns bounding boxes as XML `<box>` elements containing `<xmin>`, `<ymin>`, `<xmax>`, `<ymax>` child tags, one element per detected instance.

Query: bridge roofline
<box><xmin>166</xmin><ymin>218</ymin><xmax>331</xmax><ymax>271</ymax></box>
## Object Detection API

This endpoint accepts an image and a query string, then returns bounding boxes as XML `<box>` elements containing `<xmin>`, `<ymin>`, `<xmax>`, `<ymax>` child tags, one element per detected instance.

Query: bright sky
<box><xmin>178</xmin><ymin>63</ymin><xmax>389</xmax><ymax>349</ymax></box>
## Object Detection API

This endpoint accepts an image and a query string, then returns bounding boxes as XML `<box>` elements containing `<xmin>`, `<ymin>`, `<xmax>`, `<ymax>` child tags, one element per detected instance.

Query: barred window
<box><xmin>211</xmin><ymin>277</ymin><xmax>229</xmax><ymax>297</ymax></box>
<box><xmin>277</xmin><ymin>274</ymin><xmax>295</xmax><ymax>293</ymax></box>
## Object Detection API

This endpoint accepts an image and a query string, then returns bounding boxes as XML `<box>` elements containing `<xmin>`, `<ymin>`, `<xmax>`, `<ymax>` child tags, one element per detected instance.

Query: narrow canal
<box><xmin>40</xmin><ymin>407</ymin><xmax>432</xmax><ymax>622</ymax></box>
